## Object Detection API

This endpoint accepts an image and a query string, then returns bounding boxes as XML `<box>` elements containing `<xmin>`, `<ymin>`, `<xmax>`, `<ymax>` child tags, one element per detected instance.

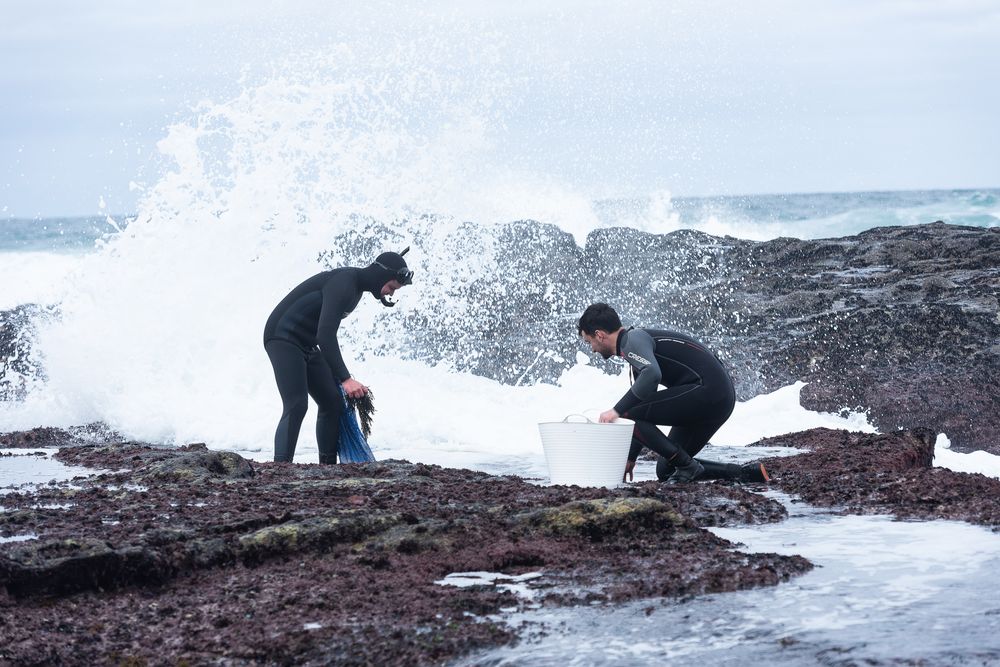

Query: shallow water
<box><xmin>458</xmin><ymin>491</ymin><xmax>1000</xmax><ymax>666</ymax></box>
<box><xmin>0</xmin><ymin>448</ymin><xmax>98</xmax><ymax>492</ymax></box>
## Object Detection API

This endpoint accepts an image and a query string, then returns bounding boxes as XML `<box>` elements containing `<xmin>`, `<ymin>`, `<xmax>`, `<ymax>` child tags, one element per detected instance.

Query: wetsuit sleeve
<box><xmin>315</xmin><ymin>278</ymin><xmax>355</xmax><ymax>382</ymax></box>
<box><xmin>613</xmin><ymin>330</ymin><xmax>662</xmax><ymax>415</ymax></box>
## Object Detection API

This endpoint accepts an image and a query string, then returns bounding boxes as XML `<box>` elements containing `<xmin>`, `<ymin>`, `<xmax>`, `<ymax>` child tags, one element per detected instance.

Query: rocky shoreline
<box><xmin>400</xmin><ymin>221</ymin><xmax>999</xmax><ymax>453</ymax></box>
<box><xmin>4</xmin><ymin>222</ymin><xmax>998</xmax><ymax>453</ymax></box>
<box><xmin>2</xmin><ymin>425</ymin><xmax>997</xmax><ymax>665</ymax></box>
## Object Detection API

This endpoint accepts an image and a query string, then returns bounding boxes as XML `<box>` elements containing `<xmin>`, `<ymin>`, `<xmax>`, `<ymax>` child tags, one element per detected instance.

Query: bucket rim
<box><xmin>537</xmin><ymin>415</ymin><xmax>635</xmax><ymax>426</ymax></box>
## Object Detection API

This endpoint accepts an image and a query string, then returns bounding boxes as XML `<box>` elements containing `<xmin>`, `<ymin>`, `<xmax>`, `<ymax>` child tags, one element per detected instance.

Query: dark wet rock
<box><xmin>0</xmin><ymin>424</ymin><xmax>126</xmax><ymax>449</ymax></box>
<box><xmin>0</xmin><ymin>426</ymin><xmax>79</xmax><ymax>449</ymax></box>
<box><xmin>134</xmin><ymin>446</ymin><xmax>256</xmax><ymax>482</ymax></box>
<box><xmin>758</xmin><ymin>427</ymin><xmax>1000</xmax><ymax>528</ymax></box>
<box><xmin>368</xmin><ymin>220</ymin><xmax>996</xmax><ymax>453</ymax></box>
<box><xmin>632</xmin><ymin>482</ymin><xmax>790</xmax><ymax>527</ymax></box>
<box><xmin>0</xmin><ymin>537</ymin><xmax>171</xmax><ymax>597</ymax></box>
<box><xmin>0</xmin><ymin>304</ymin><xmax>47</xmax><ymax>402</ymax></box>
<box><xmin>0</xmin><ymin>436</ymin><xmax>808</xmax><ymax>665</ymax></box>
<box><xmin>5</xmin><ymin>222</ymin><xmax>998</xmax><ymax>452</ymax></box>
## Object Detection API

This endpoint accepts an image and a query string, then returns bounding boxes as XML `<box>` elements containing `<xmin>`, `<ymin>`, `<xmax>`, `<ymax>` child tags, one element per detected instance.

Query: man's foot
<box><xmin>665</xmin><ymin>459</ymin><xmax>704</xmax><ymax>484</ymax></box>
<box><xmin>738</xmin><ymin>462</ymin><xmax>771</xmax><ymax>483</ymax></box>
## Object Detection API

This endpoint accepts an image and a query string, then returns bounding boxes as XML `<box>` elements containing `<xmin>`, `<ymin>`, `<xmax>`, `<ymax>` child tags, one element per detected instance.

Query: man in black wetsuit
<box><xmin>578</xmin><ymin>303</ymin><xmax>768</xmax><ymax>484</ymax></box>
<box><xmin>263</xmin><ymin>249</ymin><xmax>413</xmax><ymax>463</ymax></box>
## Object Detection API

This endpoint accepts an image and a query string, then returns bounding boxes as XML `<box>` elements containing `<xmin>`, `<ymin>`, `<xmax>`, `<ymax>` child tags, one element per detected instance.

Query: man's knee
<box><xmin>283</xmin><ymin>396</ymin><xmax>309</xmax><ymax>422</ymax></box>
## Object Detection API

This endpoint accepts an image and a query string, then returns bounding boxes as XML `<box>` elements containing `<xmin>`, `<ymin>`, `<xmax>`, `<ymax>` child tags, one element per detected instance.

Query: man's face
<box><xmin>381</xmin><ymin>279</ymin><xmax>404</xmax><ymax>298</ymax></box>
<box><xmin>581</xmin><ymin>330</ymin><xmax>615</xmax><ymax>360</ymax></box>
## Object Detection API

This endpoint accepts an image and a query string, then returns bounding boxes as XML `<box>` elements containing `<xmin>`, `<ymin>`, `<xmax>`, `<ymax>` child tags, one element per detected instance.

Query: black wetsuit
<box><xmin>614</xmin><ymin>327</ymin><xmax>737</xmax><ymax>479</ymax></box>
<box><xmin>263</xmin><ymin>266</ymin><xmax>387</xmax><ymax>463</ymax></box>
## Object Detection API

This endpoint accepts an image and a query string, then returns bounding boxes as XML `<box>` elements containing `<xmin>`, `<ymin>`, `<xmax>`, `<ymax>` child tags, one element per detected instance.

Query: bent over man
<box><xmin>578</xmin><ymin>303</ymin><xmax>768</xmax><ymax>484</ymax></box>
<box><xmin>263</xmin><ymin>249</ymin><xmax>413</xmax><ymax>463</ymax></box>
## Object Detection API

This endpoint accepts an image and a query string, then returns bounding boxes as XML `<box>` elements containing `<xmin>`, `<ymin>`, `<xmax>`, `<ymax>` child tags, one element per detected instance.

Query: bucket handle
<box><xmin>563</xmin><ymin>414</ymin><xmax>594</xmax><ymax>423</ymax></box>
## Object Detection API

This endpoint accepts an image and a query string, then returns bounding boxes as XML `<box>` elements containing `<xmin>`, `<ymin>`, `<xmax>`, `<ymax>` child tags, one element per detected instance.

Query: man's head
<box><xmin>578</xmin><ymin>303</ymin><xmax>623</xmax><ymax>359</ymax></box>
<box><xmin>369</xmin><ymin>247</ymin><xmax>414</xmax><ymax>307</ymax></box>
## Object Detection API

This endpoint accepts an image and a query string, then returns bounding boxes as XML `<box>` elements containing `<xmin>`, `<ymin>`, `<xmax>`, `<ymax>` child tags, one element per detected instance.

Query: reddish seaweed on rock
<box><xmin>1</xmin><ymin>428</ymin><xmax>807</xmax><ymax>666</ymax></box>
<box><xmin>3</xmin><ymin>424</ymin><xmax>996</xmax><ymax>664</ymax></box>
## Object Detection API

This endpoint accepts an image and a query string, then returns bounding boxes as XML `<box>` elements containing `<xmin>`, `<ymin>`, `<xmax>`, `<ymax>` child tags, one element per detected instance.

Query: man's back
<box><xmin>263</xmin><ymin>268</ymin><xmax>361</xmax><ymax>350</ymax></box>
<box><xmin>620</xmin><ymin>327</ymin><xmax>733</xmax><ymax>391</ymax></box>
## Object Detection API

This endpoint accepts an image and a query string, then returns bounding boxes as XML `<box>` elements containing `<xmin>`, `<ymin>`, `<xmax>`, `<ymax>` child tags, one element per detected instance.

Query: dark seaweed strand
<box><xmin>347</xmin><ymin>390</ymin><xmax>376</xmax><ymax>438</ymax></box>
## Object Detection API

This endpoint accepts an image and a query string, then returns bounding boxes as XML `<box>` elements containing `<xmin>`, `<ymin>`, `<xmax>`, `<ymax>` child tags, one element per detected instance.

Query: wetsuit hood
<box><xmin>360</xmin><ymin>248</ymin><xmax>413</xmax><ymax>307</ymax></box>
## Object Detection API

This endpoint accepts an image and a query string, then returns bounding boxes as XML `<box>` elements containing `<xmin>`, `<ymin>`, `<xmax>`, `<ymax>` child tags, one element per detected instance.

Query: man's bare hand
<box><xmin>342</xmin><ymin>378</ymin><xmax>368</xmax><ymax>399</ymax></box>
<box><xmin>598</xmin><ymin>409</ymin><xmax>620</xmax><ymax>423</ymax></box>
<box><xmin>622</xmin><ymin>459</ymin><xmax>636</xmax><ymax>483</ymax></box>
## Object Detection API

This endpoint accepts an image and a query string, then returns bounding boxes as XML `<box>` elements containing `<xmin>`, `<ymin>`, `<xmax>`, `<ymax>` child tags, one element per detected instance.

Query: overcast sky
<box><xmin>2</xmin><ymin>0</ymin><xmax>998</xmax><ymax>218</ymax></box>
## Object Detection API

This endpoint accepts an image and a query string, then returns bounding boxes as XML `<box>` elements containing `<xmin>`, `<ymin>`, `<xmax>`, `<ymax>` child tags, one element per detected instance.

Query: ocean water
<box><xmin>461</xmin><ymin>494</ymin><xmax>1000</xmax><ymax>667</ymax></box>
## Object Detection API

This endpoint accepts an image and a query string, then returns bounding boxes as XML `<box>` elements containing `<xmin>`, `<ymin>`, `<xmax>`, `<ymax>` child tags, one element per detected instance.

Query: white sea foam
<box><xmin>933</xmin><ymin>433</ymin><xmax>1000</xmax><ymax>480</ymax></box>
<box><xmin>467</xmin><ymin>506</ymin><xmax>1000</xmax><ymax>665</ymax></box>
<box><xmin>0</xmin><ymin>251</ymin><xmax>85</xmax><ymax>310</ymax></box>
<box><xmin>0</xmin><ymin>40</ymin><xmax>655</xmax><ymax>447</ymax></box>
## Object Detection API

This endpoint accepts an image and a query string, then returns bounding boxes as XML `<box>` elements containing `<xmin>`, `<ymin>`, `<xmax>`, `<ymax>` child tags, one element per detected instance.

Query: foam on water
<box><xmin>0</xmin><ymin>252</ymin><xmax>85</xmax><ymax>311</ymax></box>
<box><xmin>934</xmin><ymin>433</ymin><xmax>1000</xmax><ymax>479</ymax></box>
<box><xmin>461</xmin><ymin>494</ymin><xmax>1000</xmax><ymax>666</ymax></box>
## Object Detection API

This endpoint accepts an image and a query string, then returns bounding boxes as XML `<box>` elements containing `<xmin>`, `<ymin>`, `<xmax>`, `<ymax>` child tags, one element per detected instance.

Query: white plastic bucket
<box><xmin>538</xmin><ymin>414</ymin><xmax>634</xmax><ymax>488</ymax></box>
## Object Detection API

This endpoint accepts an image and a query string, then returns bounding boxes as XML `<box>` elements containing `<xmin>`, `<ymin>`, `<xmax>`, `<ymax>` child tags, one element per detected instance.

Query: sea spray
<box><xmin>0</xmin><ymin>34</ymin><xmax>614</xmax><ymax>448</ymax></box>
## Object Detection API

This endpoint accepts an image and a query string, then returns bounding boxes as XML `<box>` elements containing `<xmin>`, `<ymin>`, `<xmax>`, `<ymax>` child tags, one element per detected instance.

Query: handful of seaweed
<box><xmin>339</xmin><ymin>388</ymin><xmax>376</xmax><ymax>463</ymax></box>
<box><xmin>347</xmin><ymin>390</ymin><xmax>376</xmax><ymax>439</ymax></box>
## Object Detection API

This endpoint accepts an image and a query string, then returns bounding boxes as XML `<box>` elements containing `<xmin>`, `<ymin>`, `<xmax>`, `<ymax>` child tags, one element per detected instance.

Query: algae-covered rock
<box><xmin>0</xmin><ymin>436</ymin><xmax>817</xmax><ymax>666</ymax></box>
<box><xmin>514</xmin><ymin>497</ymin><xmax>685</xmax><ymax>541</ymax></box>
<box><xmin>357</xmin><ymin>519</ymin><xmax>455</xmax><ymax>555</ymax></box>
<box><xmin>135</xmin><ymin>448</ymin><xmax>255</xmax><ymax>482</ymax></box>
<box><xmin>236</xmin><ymin>513</ymin><xmax>401</xmax><ymax>562</ymax></box>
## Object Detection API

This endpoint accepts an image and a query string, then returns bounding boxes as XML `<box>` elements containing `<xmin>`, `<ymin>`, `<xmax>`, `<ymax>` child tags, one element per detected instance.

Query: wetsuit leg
<box><xmin>265</xmin><ymin>340</ymin><xmax>311</xmax><ymax>463</ymax></box>
<box><xmin>627</xmin><ymin>421</ymin><xmax>690</xmax><ymax>467</ymax></box>
<box><xmin>624</xmin><ymin>385</ymin><xmax>736</xmax><ymax>481</ymax></box>
<box><xmin>305</xmin><ymin>348</ymin><xmax>345</xmax><ymax>464</ymax></box>
<box><xmin>654</xmin><ymin>420</ymin><xmax>729</xmax><ymax>478</ymax></box>
<box><xmin>625</xmin><ymin>385</ymin><xmax>706</xmax><ymax>469</ymax></box>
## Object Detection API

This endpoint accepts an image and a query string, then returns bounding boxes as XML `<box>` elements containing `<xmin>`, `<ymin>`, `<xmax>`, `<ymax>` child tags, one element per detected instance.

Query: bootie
<box><xmin>665</xmin><ymin>459</ymin><xmax>704</xmax><ymax>484</ymax></box>
<box><xmin>695</xmin><ymin>459</ymin><xmax>742</xmax><ymax>481</ymax></box>
<box><xmin>738</xmin><ymin>462</ymin><xmax>771</xmax><ymax>483</ymax></box>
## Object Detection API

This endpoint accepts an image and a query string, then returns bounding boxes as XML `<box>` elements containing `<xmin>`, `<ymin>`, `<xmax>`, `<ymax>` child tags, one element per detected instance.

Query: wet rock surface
<box><xmin>1</xmin><ymin>430</ymin><xmax>804</xmax><ymax>666</ymax></box>
<box><xmin>2</xmin><ymin>425</ymin><xmax>996</xmax><ymax>664</ymax></box>
<box><xmin>4</xmin><ymin>222</ymin><xmax>998</xmax><ymax>452</ymax></box>
<box><xmin>393</xmin><ymin>221</ymin><xmax>999</xmax><ymax>453</ymax></box>
<box><xmin>0</xmin><ymin>304</ymin><xmax>48</xmax><ymax>402</ymax></box>
<box><xmin>758</xmin><ymin>427</ymin><xmax>1000</xmax><ymax>528</ymax></box>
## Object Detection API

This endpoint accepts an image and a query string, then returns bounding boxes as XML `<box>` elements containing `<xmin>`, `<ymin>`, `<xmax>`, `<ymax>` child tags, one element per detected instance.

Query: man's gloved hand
<box><xmin>622</xmin><ymin>459</ymin><xmax>636</xmax><ymax>483</ymax></box>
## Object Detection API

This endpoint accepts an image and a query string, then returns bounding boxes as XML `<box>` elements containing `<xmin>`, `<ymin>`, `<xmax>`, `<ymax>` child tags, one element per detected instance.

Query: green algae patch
<box><xmin>355</xmin><ymin>519</ymin><xmax>455</xmax><ymax>556</ymax></box>
<box><xmin>135</xmin><ymin>449</ymin><xmax>255</xmax><ymax>483</ymax></box>
<box><xmin>237</xmin><ymin>513</ymin><xmax>401</xmax><ymax>562</ymax></box>
<box><xmin>514</xmin><ymin>497</ymin><xmax>685</xmax><ymax>542</ymax></box>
